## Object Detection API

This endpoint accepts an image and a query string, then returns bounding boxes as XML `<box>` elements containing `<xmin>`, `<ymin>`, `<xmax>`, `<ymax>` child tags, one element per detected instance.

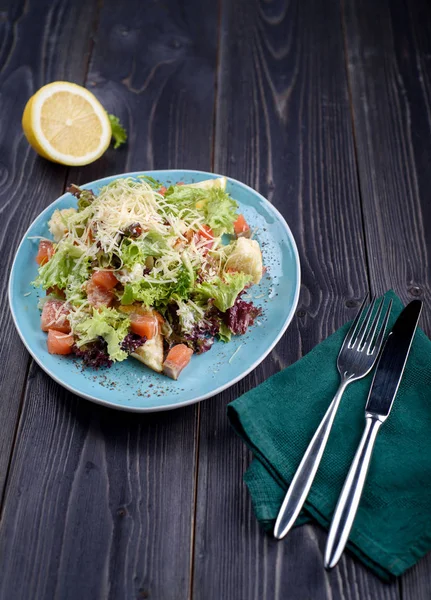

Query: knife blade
<box><xmin>365</xmin><ymin>299</ymin><xmax>422</xmax><ymax>419</ymax></box>
<box><xmin>324</xmin><ymin>299</ymin><xmax>422</xmax><ymax>570</ymax></box>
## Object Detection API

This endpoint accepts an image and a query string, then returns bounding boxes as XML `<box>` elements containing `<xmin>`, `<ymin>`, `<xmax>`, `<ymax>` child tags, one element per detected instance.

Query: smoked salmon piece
<box><xmin>130</xmin><ymin>313</ymin><xmax>159</xmax><ymax>340</ymax></box>
<box><xmin>86</xmin><ymin>279</ymin><xmax>115</xmax><ymax>308</ymax></box>
<box><xmin>91</xmin><ymin>270</ymin><xmax>118</xmax><ymax>290</ymax></box>
<box><xmin>233</xmin><ymin>214</ymin><xmax>251</xmax><ymax>237</ymax></box>
<box><xmin>46</xmin><ymin>285</ymin><xmax>66</xmax><ymax>299</ymax></box>
<box><xmin>195</xmin><ymin>224</ymin><xmax>214</xmax><ymax>250</ymax></box>
<box><xmin>163</xmin><ymin>344</ymin><xmax>193</xmax><ymax>380</ymax></box>
<box><xmin>36</xmin><ymin>240</ymin><xmax>54</xmax><ymax>265</ymax></box>
<box><xmin>47</xmin><ymin>330</ymin><xmax>74</xmax><ymax>355</ymax></box>
<box><xmin>41</xmin><ymin>300</ymin><xmax>71</xmax><ymax>333</ymax></box>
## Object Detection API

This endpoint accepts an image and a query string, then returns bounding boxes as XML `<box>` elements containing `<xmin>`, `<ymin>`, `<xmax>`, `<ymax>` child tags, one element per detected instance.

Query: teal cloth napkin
<box><xmin>227</xmin><ymin>291</ymin><xmax>431</xmax><ymax>580</ymax></box>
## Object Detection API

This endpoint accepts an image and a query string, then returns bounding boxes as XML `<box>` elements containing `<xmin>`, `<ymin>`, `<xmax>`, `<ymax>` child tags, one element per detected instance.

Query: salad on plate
<box><xmin>33</xmin><ymin>176</ymin><xmax>264</xmax><ymax>380</ymax></box>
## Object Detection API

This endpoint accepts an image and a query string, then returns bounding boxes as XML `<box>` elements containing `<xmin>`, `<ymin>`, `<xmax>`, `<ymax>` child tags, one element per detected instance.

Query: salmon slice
<box><xmin>86</xmin><ymin>279</ymin><xmax>115</xmax><ymax>308</ymax></box>
<box><xmin>36</xmin><ymin>240</ymin><xmax>54</xmax><ymax>265</ymax></box>
<box><xmin>130</xmin><ymin>313</ymin><xmax>159</xmax><ymax>339</ymax></box>
<box><xmin>46</xmin><ymin>285</ymin><xmax>66</xmax><ymax>299</ymax></box>
<box><xmin>233</xmin><ymin>214</ymin><xmax>251</xmax><ymax>237</ymax></box>
<box><xmin>91</xmin><ymin>270</ymin><xmax>118</xmax><ymax>290</ymax></box>
<box><xmin>119</xmin><ymin>304</ymin><xmax>162</xmax><ymax>320</ymax></box>
<box><xmin>47</xmin><ymin>330</ymin><xmax>74</xmax><ymax>355</ymax></box>
<box><xmin>194</xmin><ymin>224</ymin><xmax>214</xmax><ymax>250</ymax></box>
<box><xmin>41</xmin><ymin>300</ymin><xmax>71</xmax><ymax>333</ymax></box>
<box><xmin>163</xmin><ymin>344</ymin><xmax>193</xmax><ymax>380</ymax></box>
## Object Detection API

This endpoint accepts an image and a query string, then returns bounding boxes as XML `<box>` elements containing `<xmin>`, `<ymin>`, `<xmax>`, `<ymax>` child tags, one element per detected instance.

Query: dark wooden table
<box><xmin>1</xmin><ymin>0</ymin><xmax>430</xmax><ymax>598</ymax></box>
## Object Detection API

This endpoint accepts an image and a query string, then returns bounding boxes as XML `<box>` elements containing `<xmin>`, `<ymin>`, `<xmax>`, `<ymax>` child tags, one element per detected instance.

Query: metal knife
<box><xmin>324</xmin><ymin>299</ymin><xmax>423</xmax><ymax>570</ymax></box>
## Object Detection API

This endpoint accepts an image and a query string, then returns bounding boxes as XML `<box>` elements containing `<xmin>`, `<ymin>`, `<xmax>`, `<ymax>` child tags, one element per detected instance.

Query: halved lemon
<box><xmin>22</xmin><ymin>82</ymin><xmax>112</xmax><ymax>166</ymax></box>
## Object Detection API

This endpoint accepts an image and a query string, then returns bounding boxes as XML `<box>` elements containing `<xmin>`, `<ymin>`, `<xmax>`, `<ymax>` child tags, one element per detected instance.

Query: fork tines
<box><xmin>346</xmin><ymin>295</ymin><xmax>392</xmax><ymax>355</ymax></box>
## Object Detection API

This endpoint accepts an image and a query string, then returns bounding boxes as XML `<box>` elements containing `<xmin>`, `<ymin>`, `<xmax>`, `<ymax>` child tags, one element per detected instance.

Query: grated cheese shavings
<box><xmin>229</xmin><ymin>344</ymin><xmax>243</xmax><ymax>363</ymax></box>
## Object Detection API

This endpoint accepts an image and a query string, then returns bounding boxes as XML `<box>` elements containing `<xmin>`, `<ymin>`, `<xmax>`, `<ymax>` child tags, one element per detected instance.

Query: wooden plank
<box><xmin>192</xmin><ymin>0</ymin><xmax>400</xmax><ymax>598</ymax></box>
<box><xmin>0</xmin><ymin>0</ymin><xmax>100</xmax><ymax>499</ymax></box>
<box><xmin>343</xmin><ymin>0</ymin><xmax>431</xmax><ymax>307</ymax></box>
<box><xmin>342</xmin><ymin>0</ymin><xmax>431</xmax><ymax>596</ymax></box>
<box><xmin>0</xmin><ymin>366</ymin><xmax>198</xmax><ymax>600</ymax></box>
<box><xmin>68</xmin><ymin>0</ymin><xmax>219</xmax><ymax>182</ymax></box>
<box><xmin>0</xmin><ymin>1</ymin><xmax>218</xmax><ymax>599</ymax></box>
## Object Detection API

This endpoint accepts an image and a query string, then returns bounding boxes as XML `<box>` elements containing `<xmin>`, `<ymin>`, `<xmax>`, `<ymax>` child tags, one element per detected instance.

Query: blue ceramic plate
<box><xmin>9</xmin><ymin>170</ymin><xmax>300</xmax><ymax>412</ymax></box>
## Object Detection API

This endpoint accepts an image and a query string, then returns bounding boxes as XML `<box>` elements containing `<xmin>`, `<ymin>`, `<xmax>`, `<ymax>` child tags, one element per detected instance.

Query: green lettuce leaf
<box><xmin>165</xmin><ymin>185</ymin><xmax>238</xmax><ymax>236</ymax></box>
<box><xmin>194</xmin><ymin>272</ymin><xmax>251</xmax><ymax>312</ymax></box>
<box><xmin>77</xmin><ymin>190</ymin><xmax>95</xmax><ymax>212</ymax></box>
<box><xmin>218</xmin><ymin>322</ymin><xmax>232</xmax><ymax>343</ymax></box>
<box><xmin>121</xmin><ymin>266</ymin><xmax>194</xmax><ymax>308</ymax></box>
<box><xmin>121</xmin><ymin>280</ymin><xmax>173</xmax><ymax>307</ymax></box>
<box><xmin>164</xmin><ymin>185</ymin><xmax>206</xmax><ymax>210</ymax></box>
<box><xmin>163</xmin><ymin>186</ymin><xmax>238</xmax><ymax>234</ymax></box>
<box><xmin>74</xmin><ymin>306</ymin><xmax>130</xmax><ymax>362</ymax></box>
<box><xmin>33</xmin><ymin>240</ymin><xmax>89</xmax><ymax>292</ymax></box>
<box><xmin>137</xmin><ymin>175</ymin><xmax>163</xmax><ymax>190</ymax></box>
<box><xmin>173</xmin><ymin>252</ymin><xmax>195</xmax><ymax>299</ymax></box>
<box><xmin>107</xmin><ymin>113</ymin><xmax>127</xmax><ymax>149</ymax></box>
<box><xmin>121</xmin><ymin>248</ymin><xmax>195</xmax><ymax>306</ymax></box>
<box><xmin>203</xmin><ymin>188</ymin><xmax>238</xmax><ymax>235</ymax></box>
<box><xmin>175</xmin><ymin>299</ymin><xmax>205</xmax><ymax>334</ymax></box>
<box><xmin>120</xmin><ymin>232</ymin><xmax>170</xmax><ymax>269</ymax></box>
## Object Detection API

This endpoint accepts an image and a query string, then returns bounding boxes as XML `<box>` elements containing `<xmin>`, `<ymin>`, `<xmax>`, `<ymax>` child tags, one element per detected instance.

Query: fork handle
<box><xmin>273</xmin><ymin>380</ymin><xmax>349</xmax><ymax>539</ymax></box>
<box><xmin>324</xmin><ymin>415</ymin><xmax>382</xmax><ymax>569</ymax></box>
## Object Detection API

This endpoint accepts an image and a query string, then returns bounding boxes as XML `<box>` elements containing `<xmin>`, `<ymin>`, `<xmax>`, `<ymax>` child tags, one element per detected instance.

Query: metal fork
<box><xmin>273</xmin><ymin>295</ymin><xmax>392</xmax><ymax>540</ymax></box>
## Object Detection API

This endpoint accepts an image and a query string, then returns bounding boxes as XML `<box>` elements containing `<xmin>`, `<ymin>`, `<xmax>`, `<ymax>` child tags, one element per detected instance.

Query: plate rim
<box><xmin>8</xmin><ymin>169</ymin><xmax>301</xmax><ymax>412</ymax></box>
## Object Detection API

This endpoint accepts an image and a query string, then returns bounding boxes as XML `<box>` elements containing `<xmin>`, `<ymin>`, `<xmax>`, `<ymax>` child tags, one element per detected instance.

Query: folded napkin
<box><xmin>227</xmin><ymin>291</ymin><xmax>431</xmax><ymax>580</ymax></box>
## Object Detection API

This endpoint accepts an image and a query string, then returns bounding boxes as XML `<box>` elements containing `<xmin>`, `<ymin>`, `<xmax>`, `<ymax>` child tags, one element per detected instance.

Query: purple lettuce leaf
<box><xmin>225</xmin><ymin>296</ymin><xmax>262</xmax><ymax>335</ymax></box>
<box><xmin>121</xmin><ymin>333</ymin><xmax>146</xmax><ymax>353</ymax></box>
<box><xmin>73</xmin><ymin>337</ymin><xmax>113</xmax><ymax>369</ymax></box>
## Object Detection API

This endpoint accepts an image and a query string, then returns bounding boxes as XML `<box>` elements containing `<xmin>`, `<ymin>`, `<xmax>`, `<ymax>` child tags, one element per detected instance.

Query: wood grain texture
<box><xmin>0</xmin><ymin>0</ymin><xmax>99</xmax><ymax>499</ymax></box>
<box><xmin>343</xmin><ymin>0</ymin><xmax>431</xmax><ymax>308</ymax></box>
<box><xmin>0</xmin><ymin>366</ymin><xmax>198</xmax><ymax>600</ymax></box>
<box><xmin>69</xmin><ymin>0</ymin><xmax>219</xmax><ymax>182</ymax></box>
<box><xmin>343</xmin><ymin>0</ymin><xmax>431</xmax><ymax>595</ymax></box>
<box><xmin>0</xmin><ymin>0</ymin><xmax>218</xmax><ymax>599</ymax></box>
<box><xmin>192</xmin><ymin>0</ymin><xmax>400</xmax><ymax>598</ymax></box>
<box><xmin>1</xmin><ymin>0</ymin><xmax>429</xmax><ymax>598</ymax></box>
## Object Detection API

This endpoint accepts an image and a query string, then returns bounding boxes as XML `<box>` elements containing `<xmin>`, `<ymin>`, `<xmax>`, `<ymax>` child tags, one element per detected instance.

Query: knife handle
<box><xmin>324</xmin><ymin>415</ymin><xmax>382</xmax><ymax>569</ymax></box>
<box><xmin>273</xmin><ymin>380</ymin><xmax>349</xmax><ymax>540</ymax></box>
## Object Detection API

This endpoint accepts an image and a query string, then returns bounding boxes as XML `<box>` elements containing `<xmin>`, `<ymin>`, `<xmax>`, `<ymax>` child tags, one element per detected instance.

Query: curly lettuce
<box><xmin>194</xmin><ymin>272</ymin><xmax>251</xmax><ymax>312</ymax></box>
<box><xmin>107</xmin><ymin>113</ymin><xmax>127</xmax><ymax>149</ymax></box>
<box><xmin>120</xmin><ymin>232</ymin><xmax>170</xmax><ymax>269</ymax></box>
<box><xmin>33</xmin><ymin>240</ymin><xmax>90</xmax><ymax>292</ymax></box>
<box><xmin>74</xmin><ymin>307</ymin><xmax>130</xmax><ymax>362</ymax></box>
<box><xmin>121</xmin><ymin>249</ymin><xmax>195</xmax><ymax>307</ymax></box>
<box><xmin>218</xmin><ymin>322</ymin><xmax>232</xmax><ymax>343</ymax></box>
<box><xmin>163</xmin><ymin>185</ymin><xmax>238</xmax><ymax>235</ymax></box>
<box><xmin>121</xmin><ymin>264</ymin><xmax>194</xmax><ymax>307</ymax></box>
<box><xmin>202</xmin><ymin>188</ymin><xmax>238</xmax><ymax>235</ymax></box>
<box><xmin>121</xmin><ymin>280</ymin><xmax>172</xmax><ymax>307</ymax></box>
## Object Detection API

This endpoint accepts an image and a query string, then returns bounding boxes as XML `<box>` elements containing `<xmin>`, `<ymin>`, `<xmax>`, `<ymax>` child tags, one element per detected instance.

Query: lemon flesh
<box><xmin>22</xmin><ymin>82</ymin><xmax>111</xmax><ymax>166</ymax></box>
